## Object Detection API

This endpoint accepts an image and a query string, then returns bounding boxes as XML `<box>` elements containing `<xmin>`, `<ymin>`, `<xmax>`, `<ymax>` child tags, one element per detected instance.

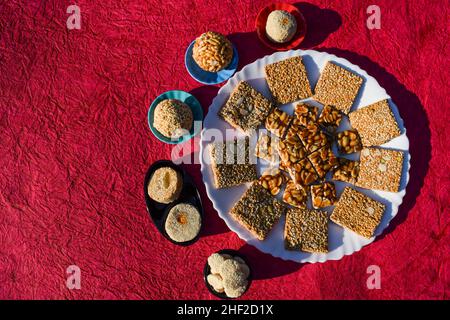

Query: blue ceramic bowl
<box><xmin>184</xmin><ymin>40</ymin><xmax>239</xmax><ymax>85</ymax></box>
<box><xmin>148</xmin><ymin>90</ymin><xmax>203</xmax><ymax>144</ymax></box>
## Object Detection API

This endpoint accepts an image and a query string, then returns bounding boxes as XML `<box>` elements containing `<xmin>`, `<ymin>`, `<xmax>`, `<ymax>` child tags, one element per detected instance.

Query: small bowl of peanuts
<box><xmin>204</xmin><ymin>249</ymin><xmax>251</xmax><ymax>299</ymax></box>
<box><xmin>185</xmin><ymin>31</ymin><xmax>239</xmax><ymax>85</ymax></box>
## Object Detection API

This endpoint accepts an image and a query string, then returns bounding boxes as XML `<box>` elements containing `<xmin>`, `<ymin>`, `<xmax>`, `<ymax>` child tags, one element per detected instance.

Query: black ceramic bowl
<box><xmin>143</xmin><ymin>160</ymin><xmax>203</xmax><ymax>246</ymax></box>
<box><xmin>203</xmin><ymin>249</ymin><xmax>252</xmax><ymax>299</ymax></box>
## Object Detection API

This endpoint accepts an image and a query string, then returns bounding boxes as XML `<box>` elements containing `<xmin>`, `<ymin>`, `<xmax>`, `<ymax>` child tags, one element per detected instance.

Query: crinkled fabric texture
<box><xmin>0</xmin><ymin>0</ymin><xmax>448</xmax><ymax>299</ymax></box>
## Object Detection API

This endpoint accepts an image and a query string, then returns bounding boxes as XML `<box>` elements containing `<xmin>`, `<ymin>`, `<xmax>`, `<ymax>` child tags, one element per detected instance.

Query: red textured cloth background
<box><xmin>0</xmin><ymin>0</ymin><xmax>449</xmax><ymax>300</ymax></box>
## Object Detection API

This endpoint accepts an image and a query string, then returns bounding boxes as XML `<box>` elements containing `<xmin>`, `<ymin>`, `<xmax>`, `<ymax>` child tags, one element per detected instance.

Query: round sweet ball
<box><xmin>193</xmin><ymin>31</ymin><xmax>233</xmax><ymax>72</ymax></box>
<box><xmin>153</xmin><ymin>99</ymin><xmax>193</xmax><ymax>139</ymax></box>
<box><xmin>147</xmin><ymin>167</ymin><xmax>183</xmax><ymax>204</ymax></box>
<box><xmin>164</xmin><ymin>203</ymin><xmax>202</xmax><ymax>243</ymax></box>
<box><xmin>265</xmin><ymin>10</ymin><xmax>297</xmax><ymax>44</ymax></box>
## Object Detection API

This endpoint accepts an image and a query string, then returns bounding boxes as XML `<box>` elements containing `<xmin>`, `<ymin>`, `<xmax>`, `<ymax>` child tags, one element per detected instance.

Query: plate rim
<box><xmin>199</xmin><ymin>49</ymin><xmax>411</xmax><ymax>263</ymax></box>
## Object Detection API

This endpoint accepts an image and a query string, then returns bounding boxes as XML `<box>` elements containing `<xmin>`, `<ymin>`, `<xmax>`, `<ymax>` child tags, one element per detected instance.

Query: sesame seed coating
<box><xmin>210</xmin><ymin>137</ymin><xmax>257</xmax><ymax>189</ymax></box>
<box><xmin>348</xmin><ymin>99</ymin><xmax>401</xmax><ymax>146</ymax></box>
<box><xmin>356</xmin><ymin>147</ymin><xmax>404</xmax><ymax>192</ymax></box>
<box><xmin>314</xmin><ymin>61</ymin><xmax>363</xmax><ymax>114</ymax></box>
<box><xmin>284</xmin><ymin>208</ymin><xmax>328</xmax><ymax>253</ymax></box>
<box><xmin>219</xmin><ymin>81</ymin><xmax>274</xmax><ymax>134</ymax></box>
<box><xmin>265</xmin><ymin>56</ymin><xmax>313</xmax><ymax>105</ymax></box>
<box><xmin>231</xmin><ymin>183</ymin><xmax>286</xmax><ymax>240</ymax></box>
<box><xmin>331</xmin><ymin>187</ymin><xmax>385</xmax><ymax>238</ymax></box>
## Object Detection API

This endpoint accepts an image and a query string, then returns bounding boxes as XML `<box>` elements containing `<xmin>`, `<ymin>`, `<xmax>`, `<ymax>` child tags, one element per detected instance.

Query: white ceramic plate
<box><xmin>199</xmin><ymin>49</ymin><xmax>410</xmax><ymax>263</ymax></box>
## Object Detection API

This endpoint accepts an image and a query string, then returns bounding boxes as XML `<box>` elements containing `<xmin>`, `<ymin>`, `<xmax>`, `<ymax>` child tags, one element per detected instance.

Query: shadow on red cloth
<box><xmin>227</xmin><ymin>3</ymin><xmax>341</xmax><ymax>67</ymax></box>
<box><xmin>295</xmin><ymin>2</ymin><xmax>342</xmax><ymax>49</ymax></box>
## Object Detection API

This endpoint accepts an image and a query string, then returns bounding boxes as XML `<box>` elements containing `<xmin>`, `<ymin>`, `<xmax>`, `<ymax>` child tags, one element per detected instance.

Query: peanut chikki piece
<box><xmin>332</xmin><ymin>158</ymin><xmax>360</xmax><ymax>184</ymax></box>
<box><xmin>288</xmin><ymin>158</ymin><xmax>319</xmax><ymax>186</ymax></box>
<box><xmin>348</xmin><ymin>99</ymin><xmax>401</xmax><ymax>146</ymax></box>
<box><xmin>356</xmin><ymin>147</ymin><xmax>404</xmax><ymax>192</ymax></box>
<box><xmin>311</xmin><ymin>182</ymin><xmax>337</xmax><ymax>209</ymax></box>
<box><xmin>285</xmin><ymin>208</ymin><xmax>328</xmax><ymax>253</ymax></box>
<box><xmin>278</xmin><ymin>134</ymin><xmax>307</xmax><ymax>167</ymax></box>
<box><xmin>218</xmin><ymin>81</ymin><xmax>274</xmax><ymax>134</ymax></box>
<box><xmin>265</xmin><ymin>107</ymin><xmax>293</xmax><ymax>138</ymax></box>
<box><xmin>258</xmin><ymin>168</ymin><xmax>286</xmax><ymax>196</ymax></box>
<box><xmin>314</xmin><ymin>61</ymin><xmax>364</xmax><ymax>114</ymax></box>
<box><xmin>282</xmin><ymin>180</ymin><xmax>308</xmax><ymax>208</ymax></box>
<box><xmin>298</xmin><ymin>124</ymin><xmax>330</xmax><ymax>154</ymax></box>
<box><xmin>255</xmin><ymin>133</ymin><xmax>280</xmax><ymax>163</ymax></box>
<box><xmin>265</xmin><ymin>56</ymin><xmax>313</xmax><ymax>105</ymax></box>
<box><xmin>307</xmin><ymin>146</ymin><xmax>339</xmax><ymax>178</ymax></box>
<box><xmin>331</xmin><ymin>187</ymin><xmax>385</xmax><ymax>238</ymax></box>
<box><xmin>337</xmin><ymin>129</ymin><xmax>362</xmax><ymax>154</ymax></box>
<box><xmin>285</xmin><ymin>103</ymin><xmax>319</xmax><ymax>138</ymax></box>
<box><xmin>317</xmin><ymin>105</ymin><xmax>343</xmax><ymax>134</ymax></box>
<box><xmin>293</xmin><ymin>103</ymin><xmax>319</xmax><ymax>127</ymax></box>
<box><xmin>231</xmin><ymin>183</ymin><xmax>286</xmax><ymax>240</ymax></box>
<box><xmin>209</xmin><ymin>137</ymin><xmax>257</xmax><ymax>189</ymax></box>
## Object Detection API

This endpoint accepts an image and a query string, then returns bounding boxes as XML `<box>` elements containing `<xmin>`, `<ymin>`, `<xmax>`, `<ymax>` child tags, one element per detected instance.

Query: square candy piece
<box><xmin>258</xmin><ymin>168</ymin><xmax>286</xmax><ymax>196</ymax></box>
<box><xmin>293</xmin><ymin>103</ymin><xmax>319</xmax><ymax>127</ymax></box>
<box><xmin>255</xmin><ymin>132</ymin><xmax>280</xmax><ymax>163</ymax></box>
<box><xmin>219</xmin><ymin>81</ymin><xmax>273</xmax><ymax>134</ymax></box>
<box><xmin>337</xmin><ymin>129</ymin><xmax>362</xmax><ymax>154</ymax></box>
<box><xmin>231</xmin><ymin>182</ymin><xmax>286</xmax><ymax>240</ymax></box>
<box><xmin>356</xmin><ymin>147</ymin><xmax>404</xmax><ymax>192</ymax></box>
<box><xmin>288</xmin><ymin>158</ymin><xmax>319</xmax><ymax>186</ymax></box>
<box><xmin>314</xmin><ymin>61</ymin><xmax>363</xmax><ymax>114</ymax></box>
<box><xmin>283</xmin><ymin>179</ymin><xmax>308</xmax><ymax>208</ymax></box>
<box><xmin>317</xmin><ymin>105</ymin><xmax>343</xmax><ymax>134</ymax></box>
<box><xmin>299</xmin><ymin>124</ymin><xmax>330</xmax><ymax>154</ymax></box>
<box><xmin>307</xmin><ymin>146</ymin><xmax>339</xmax><ymax>178</ymax></box>
<box><xmin>349</xmin><ymin>99</ymin><xmax>401</xmax><ymax>146</ymax></box>
<box><xmin>285</xmin><ymin>208</ymin><xmax>328</xmax><ymax>253</ymax></box>
<box><xmin>332</xmin><ymin>158</ymin><xmax>360</xmax><ymax>184</ymax></box>
<box><xmin>331</xmin><ymin>187</ymin><xmax>385</xmax><ymax>238</ymax></box>
<box><xmin>265</xmin><ymin>107</ymin><xmax>293</xmax><ymax>138</ymax></box>
<box><xmin>210</xmin><ymin>138</ymin><xmax>257</xmax><ymax>188</ymax></box>
<box><xmin>265</xmin><ymin>56</ymin><xmax>313</xmax><ymax>105</ymax></box>
<box><xmin>311</xmin><ymin>182</ymin><xmax>337</xmax><ymax>209</ymax></box>
<box><xmin>278</xmin><ymin>134</ymin><xmax>307</xmax><ymax>167</ymax></box>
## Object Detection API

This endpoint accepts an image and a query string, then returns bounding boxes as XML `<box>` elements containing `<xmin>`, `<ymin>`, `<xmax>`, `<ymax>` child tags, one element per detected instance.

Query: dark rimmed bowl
<box><xmin>143</xmin><ymin>160</ymin><xmax>203</xmax><ymax>246</ymax></box>
<box><xmin>203</xmin><ymin>249</ymin><xmax>252</xmax><ymax>299</ymax></box>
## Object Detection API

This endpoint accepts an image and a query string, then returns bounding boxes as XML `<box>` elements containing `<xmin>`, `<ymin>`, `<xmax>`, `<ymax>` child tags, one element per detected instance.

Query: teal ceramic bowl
<box><xmin>148</xmin><ymin>90</ymin><xmax>203</xmax><ymax>144</ymax></box>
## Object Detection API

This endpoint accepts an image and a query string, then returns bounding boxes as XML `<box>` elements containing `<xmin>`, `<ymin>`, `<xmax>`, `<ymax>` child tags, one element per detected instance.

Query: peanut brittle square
<box><xmin>332</xmin><ymin>158</ymin><xmax>360</xmax><ymax>184</ymax></box>
<box><xmin>348</xmin><ymin>99</ymin><xmax>401</xmax><ymax>146</ymax></box>
<box><xmin>285</xmin><ymin>208</ymin><xmax>328</xmax><ymax>253</ymax></box>
<box><xmin>314</xmin><ymin>61</ymin><xmax>364</xmax><ymax>114</ymax></box>
<box><xmin>265</xmin><ymin>107</ymin><xmax>293</xmax><ymax>138</ymax></box>
<box><xmin>293</xmin><ymin>103</ymin><xmax>319</xmax><ymax>127</ymax></box>
<box><xmin>288</xmin><ymin>158</ymin><xmax>318</xmax><ymax>186</ymax></box>
<box><xmin>209</xmin><ymin>137</ymin><xmax>257</xmax><ymax>188</ymax></box>
<box><xmin>231</xmin><ymin>182</ymin><xmax>286</xmax><ymax>240</ymax></box>
<box><xmin>317</xmin><ymin>105</ymin><xmax>343</xmax><ymax>133</ymax></box>
<box><xmin>278</xmin><ymin>134</ymin><xmax>307</xmax><ymax>167</ymax></box>
<box><xmin>311</xmin><ymin>182</ymin><xmax>337</xmax><ymax>209</ymax></box>
<box><xmin>265</xmin><ymin>56</ymin><xmax>313</xmax><ymax>105</ymax></box>
<box><xmin>331</xmin><ymin>187</ymin><xmax>385</xmax><ymax>238</ymax></box>
<box><xmin>298</xmin><ymin>124</ymin><xmax>330</xmax><ymax>154</ymax></box>
<box><xmin>337</xmin><ymin>129</ymin><xmax>362</xmax><ymax>154</ymax></box>
<box><xmin>258</xmin><ymin>168</ymin><xmax>286</xmax><ymax>196</ymax></box>
<box><xmin>307</xmin><ymin>146</ymin><xmax>339</xmax><ymax>178</ymax></box>
<box><xmin>218</xmin><ymin>81</ymin><xmax>274</xmax><ymax>134</ymax></box>
<box><xmin>255</xmin><ymin>132</ymin><xmax>280</xmax><ymax>163</ymax></box>
<box><xmin>356</xmin><ymin>147</ymin><xmax>404</xmax><ymax>192</ymax></box>
<box><xmin>282</xmin><ymin>179</ymin><xmax>308</xmax><ymax>208</ymax></box>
